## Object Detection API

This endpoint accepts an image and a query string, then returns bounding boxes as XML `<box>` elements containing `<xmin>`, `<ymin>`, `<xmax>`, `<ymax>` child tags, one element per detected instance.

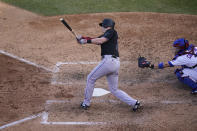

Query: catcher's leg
<box><xmin>175</xmin><ymin>71</ymin><xmax>197</xmax><ymax>93</ymax></box>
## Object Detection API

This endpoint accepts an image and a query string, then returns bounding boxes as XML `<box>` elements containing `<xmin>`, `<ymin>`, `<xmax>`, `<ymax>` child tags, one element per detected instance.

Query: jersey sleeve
<box><xmin>103</xmin><ymin>29</ymin><xmax>114</xmax><ymax>40</ymax></box>
<box><xmin>169</xmin><ymin>55</ymin><xmax>191</xmax><ymax>66</ymax></box>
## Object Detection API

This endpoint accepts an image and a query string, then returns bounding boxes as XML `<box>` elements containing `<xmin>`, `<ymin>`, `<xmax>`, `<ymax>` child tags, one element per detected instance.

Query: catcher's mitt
<box><xmin>138</xmin><ymin>56</ymin><xmax>154</xmax><ymax>69</ymax></box>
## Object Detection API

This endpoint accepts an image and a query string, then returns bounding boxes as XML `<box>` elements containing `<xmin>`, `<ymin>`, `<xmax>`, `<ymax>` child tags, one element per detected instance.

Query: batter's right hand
<box><xmin>76</xmin><ymin>35</ymin><xmax>82</xmax><ymax>40</ymax></box>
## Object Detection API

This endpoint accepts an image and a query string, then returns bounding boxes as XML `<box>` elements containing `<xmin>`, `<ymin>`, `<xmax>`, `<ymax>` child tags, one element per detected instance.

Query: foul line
<box><xmin>0</xmin><ymin>50</ymin><xmax>53</xmax><ymax>72</ymax></box>
<box><xmin>0</xmin><ymin>113</ymin><xmax>42</xmax><ymax>130</ymax></box>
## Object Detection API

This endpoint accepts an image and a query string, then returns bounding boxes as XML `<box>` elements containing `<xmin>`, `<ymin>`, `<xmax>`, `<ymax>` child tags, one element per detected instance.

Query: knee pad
<box><xmin>175</xmin><ymin>70</ymin><xmax>183</xmax><ymax>81</ymax></box>
<box><xmin>182</xmin><ymin>77</ymin><xmax>197</xmax><ymax>89</ymax></box>
<box><xmin>175</xmin><ymin>71</ymin><xmax>197</xmax><ymax>89</ymax></box>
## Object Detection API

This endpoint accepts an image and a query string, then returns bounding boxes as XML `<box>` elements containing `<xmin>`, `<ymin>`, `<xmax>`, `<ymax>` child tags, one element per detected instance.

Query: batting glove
<box><xmin>78</xmin><ymin>39</ymin><xmax>87</xmax><ymax>44</ymax></box>
<box><xmin>76</xmin><ymin>35</ymin><xmax>82</xmax><ymax>40</ymax></box>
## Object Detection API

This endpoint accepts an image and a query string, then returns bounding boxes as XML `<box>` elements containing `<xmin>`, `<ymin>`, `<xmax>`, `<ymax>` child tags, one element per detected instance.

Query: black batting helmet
<box><xmin>99</xmin><ymin>18</ymin><xmax>115</xmax><ymax>28</ymax></box>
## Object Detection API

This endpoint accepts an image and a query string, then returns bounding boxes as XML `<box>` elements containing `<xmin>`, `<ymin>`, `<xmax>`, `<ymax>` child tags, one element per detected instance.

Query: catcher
<box><xmin>138</xmin><ymin>38</ymin><xmax>197</xmax><ymax>94</ymax></box>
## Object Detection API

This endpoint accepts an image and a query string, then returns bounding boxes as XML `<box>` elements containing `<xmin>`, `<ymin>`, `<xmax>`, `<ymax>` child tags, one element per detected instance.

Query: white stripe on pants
<box><xmin>83</xmin><ymin>55</ymin><xmax>137</xmax><ymax>107</ymax></box>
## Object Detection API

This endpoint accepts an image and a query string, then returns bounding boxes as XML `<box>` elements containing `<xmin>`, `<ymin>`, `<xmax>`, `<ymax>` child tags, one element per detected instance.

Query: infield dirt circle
<box><xmin>0</xmin><ymin>2</ymin><xmax>197</xmax><ymax>131</ymax></box>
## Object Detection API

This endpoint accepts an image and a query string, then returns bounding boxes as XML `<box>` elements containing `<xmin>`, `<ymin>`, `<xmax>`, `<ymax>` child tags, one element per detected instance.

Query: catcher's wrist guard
<box><xmin>158</xmin><ymin>62</ymin><xmax>164</xmax><ymax>69</ymax></box>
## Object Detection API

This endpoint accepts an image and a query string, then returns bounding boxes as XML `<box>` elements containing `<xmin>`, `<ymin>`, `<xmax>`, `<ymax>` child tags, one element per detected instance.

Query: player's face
<box><xmin>101</xmin><ymin>27</ymin><xmax>111</xmax><ymax>33</ymax></box>
<box><xmin>174</xmin><ymin>47</ymin><xmax>181</xmax><ymax>55</ymax></box>
<box><xmin>101</xmin><ymin>27</ymin><xmax>107</xmax><ymax>33</ymax></box>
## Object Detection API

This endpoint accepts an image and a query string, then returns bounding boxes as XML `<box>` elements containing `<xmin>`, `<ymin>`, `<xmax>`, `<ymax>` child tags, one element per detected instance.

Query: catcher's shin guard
<box><xmin>175</xmin><ymin>71</ymin><xmax>197</xmax><ymax>94</ymax></box>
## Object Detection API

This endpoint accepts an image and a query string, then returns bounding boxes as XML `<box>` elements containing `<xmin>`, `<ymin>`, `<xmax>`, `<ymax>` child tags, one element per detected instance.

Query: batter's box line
<box><xmin>0</xmin><ymin>99</ymin><xmax>191</xmax><ymax>130</ymax></box>
<box><xmin>51</xmin><ymin>61</ymin><xmax>99</xmax><ymax>85</ymax></box>
<box><xmin>41</xmin><ymin>99</ymin><xmax>192</xmax><ymax>126</ymax></box>
<box><xmin>40</xmin><ymin>111</ymin><xmax>106</xmax><ymax>125</ymax></box>
<box><xmin>41</xmin><ymin>99</ymin><xmax>107</xmax><ymax>125</ymax></box>
<box><xmin>51</xmin><ymin>61</ymin><xmax>133</xmax><ymax>85</ymax></box>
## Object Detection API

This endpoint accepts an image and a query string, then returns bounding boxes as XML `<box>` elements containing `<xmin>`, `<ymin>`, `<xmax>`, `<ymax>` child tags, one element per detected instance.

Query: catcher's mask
<box><xmin>173</xmin><ymin>38</ymin><xmax>190</xmax><ymax>56</ymax></box>
<box><xmin>173</xmin><ymin>38</ymin><xmax>189</xmax><ymax>50</ymax></box>
<box><xmin>99</xmin><ymin>18</ymin><xmax>115</xmax><ymax>29</ymax></box>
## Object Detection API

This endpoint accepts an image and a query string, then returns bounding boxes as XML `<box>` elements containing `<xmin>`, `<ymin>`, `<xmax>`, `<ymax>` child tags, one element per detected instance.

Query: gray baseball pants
<box><xmin>83</xmin><ymin>55</ymin><xmax>137</xmax><ymax>107</ymax></box>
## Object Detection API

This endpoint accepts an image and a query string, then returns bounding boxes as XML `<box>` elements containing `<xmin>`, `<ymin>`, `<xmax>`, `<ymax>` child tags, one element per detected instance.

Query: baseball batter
<box><xmin>139</xmin><ymin>38</ymin><xmax>197</xmax><ymax>94</ymax></box>
<box><xmin>77</xmin><ymin>18</ymin><xmax>140</xmax><ymax>111</ymax></box>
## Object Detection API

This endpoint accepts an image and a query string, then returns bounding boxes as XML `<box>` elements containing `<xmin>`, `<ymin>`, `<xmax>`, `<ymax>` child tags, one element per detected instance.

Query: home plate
<box><xmin>92</xmin><ymin>88</ymin><xmax>110</xmax><ymax>97</ymax></box>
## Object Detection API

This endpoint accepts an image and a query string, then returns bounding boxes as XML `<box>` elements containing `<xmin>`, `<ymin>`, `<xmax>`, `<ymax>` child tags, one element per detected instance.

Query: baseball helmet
<box><xmin>173</xmin><ymin>38</ymin><xmax>189</xmax><ymax>50</ymax></box>
<box><xmin>99</xmin><ymin>18</ymin><xmax>115</xmax><ymax>28</ymax></box>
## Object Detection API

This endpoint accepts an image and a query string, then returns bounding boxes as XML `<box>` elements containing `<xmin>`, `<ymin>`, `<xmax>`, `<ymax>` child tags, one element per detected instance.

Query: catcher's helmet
<box><xmin>173</xmin><ymin>38</ymin><xmax>189</xmax><ymax>50</ymax></box>
<box><xmin>99</xmin><ymin>18</ymin><xmax>115</xmax><ymax>28</ymax></box>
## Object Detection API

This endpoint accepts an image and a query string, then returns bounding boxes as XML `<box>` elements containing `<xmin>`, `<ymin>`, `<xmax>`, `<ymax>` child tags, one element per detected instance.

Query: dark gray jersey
<box><xmin>100</xmin><ymin>29</ymin><xmax>119</xmax><ymax>57</ymax></box>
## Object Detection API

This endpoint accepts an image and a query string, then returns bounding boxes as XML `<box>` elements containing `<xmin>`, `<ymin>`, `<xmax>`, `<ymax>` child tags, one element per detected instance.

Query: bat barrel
<box><xmin>60</xmin><ymin>18</ymin><xmax>64</xmax><ymax>21</ymax></box>
<box><xmin>60</xmin><ymin>18</ymin><xmax>77</xmax><ymax>37</ymax></box>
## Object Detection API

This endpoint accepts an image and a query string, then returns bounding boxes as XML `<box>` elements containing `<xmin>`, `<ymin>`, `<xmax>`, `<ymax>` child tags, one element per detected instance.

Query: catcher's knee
<box><xmin>175</xmin><ymin>71</ymin><xmax>197</xmax><ymax>89</ymax></box>
<box><xmin>175</xmin><ymin>70</ymin><xmax>183</xmax><ymax>80</ymax></box>
<box><xmin>182</xmin><ymin>77</ymin><xmax>197</xmax><ymax>89</ymax></box>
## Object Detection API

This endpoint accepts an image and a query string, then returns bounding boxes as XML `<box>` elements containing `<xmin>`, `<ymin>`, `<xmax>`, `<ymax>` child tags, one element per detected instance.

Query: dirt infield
<box><xmin>0</xmin><ymin>2</ymin><xmax>197</xmax><ymax>131</ymax></box>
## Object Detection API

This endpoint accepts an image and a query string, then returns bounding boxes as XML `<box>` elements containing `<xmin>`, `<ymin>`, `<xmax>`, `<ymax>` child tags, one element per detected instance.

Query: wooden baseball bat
<box><xmin>60</xmin><ymin>18</ymin><xmax>77</xmax><ymax>37</ymax></box>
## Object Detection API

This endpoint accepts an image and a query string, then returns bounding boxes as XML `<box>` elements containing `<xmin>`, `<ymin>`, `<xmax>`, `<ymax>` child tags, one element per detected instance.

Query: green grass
<box><xmin>1</xmin><ymin>0</ymin><xmax>197</xmax><ymax>16</ymax></box>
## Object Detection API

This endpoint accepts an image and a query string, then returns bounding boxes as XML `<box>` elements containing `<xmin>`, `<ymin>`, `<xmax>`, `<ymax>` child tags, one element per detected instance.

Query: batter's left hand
<box><xmin>78</xmin><ymin>39</ymin><xmax>87</xmax><ymax>44</ymax></box>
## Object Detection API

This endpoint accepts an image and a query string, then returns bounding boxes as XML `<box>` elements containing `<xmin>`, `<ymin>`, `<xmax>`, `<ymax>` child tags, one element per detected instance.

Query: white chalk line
<box><xmin>55</xmin><ymin>61</ymin><xmax>98</xmax><ymax>66</ymax></box>
<box><xmin>1</xmin><ymin>51</ymin><xmax>188</xmax><ymax>126</ymax></box>
<box><xmin>40</xmin><ymin>99</ymin><xmax>193</xmax><ymax>126</ymax></box>
<box><xmin>41</xmin><ymin>111</ymin><xmax>106</xmax><ymax>125</ymax></box>
<box><xmin>0</xmin><ymin>99</ymin><xmax>192</xmax><ymax>129</ymax></box>
<box><xmin>46</xmin><ymin>99</ymin><xmax>119</xmax><ymax>105</ymax></box>
<box><xmin>0</xmin><ymin>113</ymin><xmax>42</xmax><ymax>130</ymax></box>
<box><xmin>0</xmin><ymin>50</ymin><xmax>133</xmax><ymax>85</ymax></box>
<box><xmin>45</xmin><ymin>99</ymin><xmax>193</xmax><ymax>106</ymax></box>
<box><xmin>51</xmin><ymin>60</ymin><xmax>134</xmax><ymax>85</ymax></box>
<box><xmin>42</xmin><ymin>121</ymin><xmax>105</xmax><ymax>125</ymax></box>
<box><xmin>51</xmin><ymin>61</ymin><xmax>99</xmax><ymax>84</ymax></box>
<box><xmin>0</xmin><ymin>50</ymin><xmax>53</xmax><ymax>72</ymax></box>
<box><xmin>42</xmin><ymin>99</ymin><xmax>112</xmax><ymax>126</ymax></box>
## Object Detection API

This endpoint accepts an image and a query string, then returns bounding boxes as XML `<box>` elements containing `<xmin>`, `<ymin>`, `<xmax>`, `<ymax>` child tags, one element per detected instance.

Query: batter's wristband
<box><xmin>158</xmin><ymin>62</ymin><xmax>164</xmax><ymax>69</ymax></box>
<box><xmin>87</xmin><ymin>39</ymin><xmax>92</xmax><ymax>43</ymax></box>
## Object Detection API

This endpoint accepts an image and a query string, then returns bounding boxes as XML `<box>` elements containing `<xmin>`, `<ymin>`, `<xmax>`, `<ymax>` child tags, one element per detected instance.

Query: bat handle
<box><xmin>71</xmin><ymin>31</ymin><xmax>77</xmax><ymax>38</ymax></box>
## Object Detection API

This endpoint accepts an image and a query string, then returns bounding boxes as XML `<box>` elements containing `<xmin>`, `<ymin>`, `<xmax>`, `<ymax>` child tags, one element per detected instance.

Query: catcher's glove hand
<box><xmin>138</xmin><ymin>56</ymin><xmax>154</xmax><ymax>69</ymax></box>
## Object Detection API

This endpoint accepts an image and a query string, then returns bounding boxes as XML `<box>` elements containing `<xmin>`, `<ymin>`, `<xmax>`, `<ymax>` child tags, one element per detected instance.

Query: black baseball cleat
<box><xmin>80</xmin><ymin>102</ymin><xmax>90</xmax><ymax>110</ymax></box>
<box><xmin>133</xmin><ymin>101</ymin><xmax>140</xmax><ymax>112</ymax></box>
<box><xmin>191</xmin><ymin>89</ymin><xmax>197</xmax><ymax>94</ymax></box>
